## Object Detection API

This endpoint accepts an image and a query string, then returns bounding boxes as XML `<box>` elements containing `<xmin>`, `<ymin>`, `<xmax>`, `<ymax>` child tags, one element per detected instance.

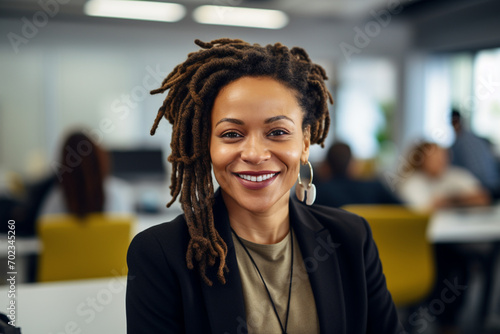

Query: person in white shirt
<box><xmin>397</xmin><ymin>141</ymin><xmax>490</xmax><ymax>213</ymax></box>
<box><xmin>397</xmin><ymin>141</ymin><xmax>491</xmax><ymax>334</ymax></box>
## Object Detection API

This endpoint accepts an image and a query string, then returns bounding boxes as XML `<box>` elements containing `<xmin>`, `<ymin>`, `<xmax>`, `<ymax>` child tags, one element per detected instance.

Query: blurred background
<box><xmin>1</xmin><ymin>0</ymin><xmax>499</xmax><ymax>187</ymax></box>
<box><xmin>1</xmin><ymin>0</ymin><xmax>500</xmax><ymax>333</ymax></box>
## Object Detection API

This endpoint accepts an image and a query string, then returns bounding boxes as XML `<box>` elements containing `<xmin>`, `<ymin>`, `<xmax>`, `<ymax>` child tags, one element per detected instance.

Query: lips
<box><xmin>237</xmin><ymin>173</ymin><xmax>276</xmax><ymax>182</ymax></box>
<box><xmin>234</xmin><ymin>171</ymin><xmax>279</xmax><ymax>189</ymax></box>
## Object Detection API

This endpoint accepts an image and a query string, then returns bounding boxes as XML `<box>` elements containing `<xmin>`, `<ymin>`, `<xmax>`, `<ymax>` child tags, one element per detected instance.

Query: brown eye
<box><xmin>221</xmin><ymin>131</ymin><xmax>242</xmax><ymax>138</ymax></box>
<box><xmin>268</xmin><ymin>129</ymin><xmax>288</xmax><ymax>137</ymax></box>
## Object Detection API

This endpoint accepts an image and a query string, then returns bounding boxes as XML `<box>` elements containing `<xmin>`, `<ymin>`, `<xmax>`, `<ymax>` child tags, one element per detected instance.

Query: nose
<box><xmin>240</xmin><ymin>135</ymin><xmax>271</xmax><ymax>164</ymax></box>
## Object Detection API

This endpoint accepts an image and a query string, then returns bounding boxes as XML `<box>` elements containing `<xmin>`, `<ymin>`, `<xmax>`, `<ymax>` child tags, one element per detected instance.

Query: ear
<box><xmin>301</xmin><ymin>125</ymin><xmax>311</xmax><ymax>163</ymax></box>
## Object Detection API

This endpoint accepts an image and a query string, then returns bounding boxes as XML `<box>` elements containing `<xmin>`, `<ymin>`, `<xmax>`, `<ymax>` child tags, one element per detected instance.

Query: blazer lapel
<box><xmin>290</xmin><ymin>199</ymin><xmax>346</xmax><ymax>334</ymax></box>
<box><xmin>201</xmin><ymin>192</ymin><xmax>247</xmax><ymax>334</ymax></box>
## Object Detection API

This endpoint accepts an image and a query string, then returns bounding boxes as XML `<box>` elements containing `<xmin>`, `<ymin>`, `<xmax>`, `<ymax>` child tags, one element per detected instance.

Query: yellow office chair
<box><xmin>342</xmin><ymin>205</ymin><xmax>436</xmax><ymax>307</ymax></box>
<box><xmin>37</xmin><ymin>213</ymin><xmax>134</xmax><ymax>282</ymax></box>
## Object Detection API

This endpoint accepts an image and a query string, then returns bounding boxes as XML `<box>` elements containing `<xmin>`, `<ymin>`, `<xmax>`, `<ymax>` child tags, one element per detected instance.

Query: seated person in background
<box><xmin>450</xmin><ymin>109</ymin><xmax>500</xmax><ymax>198</ymax></box>
<box><xmin>40</xmin><ymin>131</ymin><xmax>134</xmax><ymax>217</ymax></box>
<box><xmin>397</xmin><ymin>141</ymin><xmax>491</xmax><ymax>213</ymax></box>
<box><xmin>399</xmin><ymin>141</ymin><xmax>492</xmax><ymax>334</ymax></box>
<box><xmin>315</xmin><ymin>141</ymin><xmax>401</xmax><ymax>208</ymax></box>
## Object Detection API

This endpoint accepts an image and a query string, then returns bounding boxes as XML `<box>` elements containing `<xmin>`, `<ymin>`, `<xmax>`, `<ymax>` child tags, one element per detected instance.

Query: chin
<box><xmin>222</xmin><ymin>188</ymin><xmax>290</xmax><ymax>214</ymax></box>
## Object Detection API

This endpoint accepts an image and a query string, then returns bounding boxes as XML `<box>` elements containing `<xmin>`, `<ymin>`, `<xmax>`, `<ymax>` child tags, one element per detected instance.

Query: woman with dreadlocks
<box><xmin>126</xmin><ymin>38</ymin><xmax>403</xmax><ymax>333</ymax></box>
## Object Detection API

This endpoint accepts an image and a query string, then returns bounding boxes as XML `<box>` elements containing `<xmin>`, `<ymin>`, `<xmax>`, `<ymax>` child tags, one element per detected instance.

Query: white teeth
<box><xmin>238</xmin><ymin>173</ymin><xmax>276</xmax><ymax>182</ymax></box>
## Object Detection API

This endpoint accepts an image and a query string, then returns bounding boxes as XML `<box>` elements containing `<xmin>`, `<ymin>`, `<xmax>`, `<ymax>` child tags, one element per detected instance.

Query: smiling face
<box><xmin>210</xmin><ymin>76</ymin><xmax>310</xmax><ymax>215</ymax></box>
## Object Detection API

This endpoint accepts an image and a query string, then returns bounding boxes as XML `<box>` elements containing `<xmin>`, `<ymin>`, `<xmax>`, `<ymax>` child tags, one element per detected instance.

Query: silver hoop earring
<box><xmin>295</xmin><ymin>161</ymin><xmax>316</xmax><ymax>205</ymax></box>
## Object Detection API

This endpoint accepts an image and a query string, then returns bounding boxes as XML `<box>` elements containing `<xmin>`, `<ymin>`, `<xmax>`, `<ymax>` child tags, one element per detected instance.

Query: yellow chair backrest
<box><xmin>342</xmin><ymin>205</ymin><xmax>435</xmax><ymax>307</ymax></box>
<box><xmin>37</xmin><ymin>213</ymin><xmax>134</xmax><ymax>282</ymax></box>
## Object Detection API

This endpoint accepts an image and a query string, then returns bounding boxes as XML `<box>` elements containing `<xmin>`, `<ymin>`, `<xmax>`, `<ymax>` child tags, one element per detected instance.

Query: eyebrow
<box><xmin>215</xmin><ymin>115</ymin><xmax>295</xmax><ymax>127</ymax></box>
<box><xmin>264</xmin><ymin>115</ymin><xmax>295</xmax><ymax>125</ymax></box>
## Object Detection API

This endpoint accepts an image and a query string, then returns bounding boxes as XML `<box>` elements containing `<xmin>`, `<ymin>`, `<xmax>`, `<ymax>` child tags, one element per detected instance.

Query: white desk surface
<box><xmin>428</xmin><ymin>204</ymin><xmax>500</xmax><ymax>243</ymax></box>
<box><xmin>0</xmin><ymin>277</ymin><xmax>127</xmax><ymax>334</ymax></box>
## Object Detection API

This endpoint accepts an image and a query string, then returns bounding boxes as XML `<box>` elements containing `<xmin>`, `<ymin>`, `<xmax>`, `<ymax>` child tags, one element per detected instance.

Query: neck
<box><xmin>224</xmin><ymin>192</ymin><xmax>290</xmax><ymax>245</ymax></box>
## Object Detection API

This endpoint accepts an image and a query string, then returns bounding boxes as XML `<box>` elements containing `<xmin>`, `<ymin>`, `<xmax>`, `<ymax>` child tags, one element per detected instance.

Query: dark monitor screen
<box><xmin>109</xmin><ymin>149</ymin><xmax>167</xmax><ymax>181</ymax></box>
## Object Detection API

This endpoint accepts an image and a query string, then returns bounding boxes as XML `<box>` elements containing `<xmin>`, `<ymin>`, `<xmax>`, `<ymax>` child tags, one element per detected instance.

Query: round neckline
<box><xmin>236</xmin><ymin>229</ymin><xmax>292</xmax><ymax>250</ymax></box>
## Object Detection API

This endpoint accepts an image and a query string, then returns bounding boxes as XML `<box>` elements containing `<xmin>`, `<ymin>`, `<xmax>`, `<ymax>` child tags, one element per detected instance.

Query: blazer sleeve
<box><xmin>362</xmin><ymin>218</ymin><xmax>406</xmax><ymax>334</ymax></box>
<box><xmin>126</xmin><ymin>228</ymin><xmax>184</xmax><ymax>333</ymax></box>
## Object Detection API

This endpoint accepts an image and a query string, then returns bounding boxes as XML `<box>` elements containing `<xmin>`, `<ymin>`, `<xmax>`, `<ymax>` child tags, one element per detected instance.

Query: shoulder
<box><xmin>307</xmin><ymin>202</ymin><xmax>365</xmax><ymax>223</ymax></box>
<box><xmin>128</xmin><ymin>214</ymin><xmax>189</xmax><ymax>266</ymax></box>
<box><xmin>446</xmin><ymin>166</ymin><xmax>480</xmax><ymax>185</ymax></box>
<box><xmin>131</xmin><ymin>213</ymin><xmax>188</xmax><ymax>247</ymax></box>
<box><xmin>398</xmin><ymin>170</ymin><xmax>429</xmax><ymax>191</ymax></box>
<box><xmin>447</xmin><ymin>166</ymin><xmax>474</xmax><ymax>177</ymax></box>
<box><xmin>298</xmin><ymin>202</ymin><xmax>372</xmax><ymax>243</ymax></box>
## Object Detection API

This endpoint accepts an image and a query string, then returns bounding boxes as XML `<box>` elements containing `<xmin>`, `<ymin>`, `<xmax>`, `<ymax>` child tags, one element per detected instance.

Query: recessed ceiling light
<box><xmin>84</xmin><ymin>0</ymin><xmax>186</xmax><ymax>23</ymax></box>
<box><xmin>193</xmin><ymin>5</ymin><xmax>289</xmax><ymax>29</ymax></box>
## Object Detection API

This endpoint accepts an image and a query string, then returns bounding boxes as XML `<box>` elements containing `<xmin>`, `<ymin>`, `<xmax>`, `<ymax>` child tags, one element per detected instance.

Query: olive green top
<box><xmin>232</xmin><ymin>229</ymin><xmax>320</xmax><ymax>334</ymax></box>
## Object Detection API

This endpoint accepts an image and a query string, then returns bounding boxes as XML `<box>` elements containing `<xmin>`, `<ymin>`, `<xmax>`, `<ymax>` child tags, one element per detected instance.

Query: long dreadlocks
<box><xmin>150</xmin><ymin>38</ymin><xmax>333</xmax><ymax>286</ymax></box>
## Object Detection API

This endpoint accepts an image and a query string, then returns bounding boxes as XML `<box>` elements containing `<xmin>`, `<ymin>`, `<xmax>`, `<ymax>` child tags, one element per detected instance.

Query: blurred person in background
<box><xmin>39</xmin><ymin>131</ymin><xmax>134</xmax><ymax>217</ymax></box>
<box><xmin>397</xmin><ymin>141</ymin><xmax>491</xmax><ymax>334</ymax></box>
<box><xmin>315</xmin><ymin>141</ymin><xmax>401</xmax><ymax>208</ymax></box>
<box><xmin>450</xmin><ymin>109</ymin><xmax>500</xmax><ymax>200</ymax></box>
<box><xmin>397</xmin><ymin>141</ymin><xmax>490</xmax><ymax>213</ymax></box>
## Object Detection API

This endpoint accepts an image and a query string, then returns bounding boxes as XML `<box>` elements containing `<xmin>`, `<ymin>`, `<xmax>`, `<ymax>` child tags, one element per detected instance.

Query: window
<box><xmin>335</xmin><ymin>57</ymin><xmax>396</xmax><ymax>159</ymax></box>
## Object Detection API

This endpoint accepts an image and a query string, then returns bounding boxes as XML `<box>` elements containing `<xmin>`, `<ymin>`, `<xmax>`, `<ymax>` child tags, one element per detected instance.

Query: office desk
<box><xmin>427</xmin><ymin>204</ymin><xmax>500</xmax><ymax>330</ymax></box>
<box><xmin>0</xmin><ymin>277</ymin><xmax>127</xmax><ymax>334</ymax></box>
<box><xmin>428</xmin><ymin>204</ymin><xmax>500</xmax><ymax>243</ymax></box>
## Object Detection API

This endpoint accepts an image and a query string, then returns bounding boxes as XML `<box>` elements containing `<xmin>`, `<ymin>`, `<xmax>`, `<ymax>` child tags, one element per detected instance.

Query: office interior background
<box><xmin>0</xmin><ymin>0</ymin><xmax>500</xmax><ymax>333</ymax></box>
<box><xmin>1</xmin><ymin>0</ymin><xmax>500</xmax><ymax>192</ymax></box>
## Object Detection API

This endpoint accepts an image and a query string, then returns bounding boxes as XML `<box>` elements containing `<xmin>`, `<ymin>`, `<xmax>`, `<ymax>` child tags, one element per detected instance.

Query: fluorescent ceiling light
<box><xmin>193</xmin><ymin>5</ymin><xmax>288</xmax><ymax>29</ymax></box>
<box><xmin>84</xmin><ymin>0</ymin><xmax>186</xmax><ymax>22</ymax></box>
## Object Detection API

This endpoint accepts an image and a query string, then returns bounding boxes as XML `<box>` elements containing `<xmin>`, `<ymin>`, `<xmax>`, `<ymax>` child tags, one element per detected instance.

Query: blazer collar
<box><xmin>201</xmin><ymin>190</ymin><xmax>247</xmax><ymax>334</ymax></box>
<box><xmin>289</xmin><ymin>198</ymin><xmax>346</xmax><ymax>334</ymax></box>
<box><xmin>201</xmin><ymin>190</ymin><xmax>346</xmax><ymax>334</ymax></box>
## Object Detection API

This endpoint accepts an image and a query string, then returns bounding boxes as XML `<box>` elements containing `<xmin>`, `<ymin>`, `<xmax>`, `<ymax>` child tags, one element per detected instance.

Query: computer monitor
<box><xmin>109</xmin><ymin>149</ymin><xmax>167</xmax><ymax>181</ymax></box>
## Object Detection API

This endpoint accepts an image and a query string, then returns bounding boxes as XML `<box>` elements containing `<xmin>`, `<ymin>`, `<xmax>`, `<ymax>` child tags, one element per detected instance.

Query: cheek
<box><xmin>280</xmin><ymin>145</ymin><xmax>303</xmax><ymax>173</ymax></box>
<box><xmin>285</xmin><ymin>150</ymin><xmax>302</xmax><ymax>164</ymax></box>
<box><xmin>209</xmin><ymin>140</ymin><xmax>234</xmax><ymax>176</ymax></box>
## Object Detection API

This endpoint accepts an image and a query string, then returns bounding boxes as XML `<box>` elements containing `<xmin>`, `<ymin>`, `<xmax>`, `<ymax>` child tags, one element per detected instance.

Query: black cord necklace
<box><xmin>231</xmin><ymin>228</ymin><xmax>294</xmax><ymax>334</ymax></box>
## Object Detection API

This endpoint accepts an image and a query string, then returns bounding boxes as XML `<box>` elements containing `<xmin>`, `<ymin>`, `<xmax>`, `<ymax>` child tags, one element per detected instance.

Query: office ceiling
<box><xmin>0</xmin><ymin>0</ymin><xmax>413</xmax><ymax>21</ymax></box>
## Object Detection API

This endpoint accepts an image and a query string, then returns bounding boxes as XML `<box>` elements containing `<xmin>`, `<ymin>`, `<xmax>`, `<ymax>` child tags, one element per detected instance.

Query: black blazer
<box><xmin>126</xmin><ymin>192</ymin><xmax>405</xmax><ymax>333</ymax></box>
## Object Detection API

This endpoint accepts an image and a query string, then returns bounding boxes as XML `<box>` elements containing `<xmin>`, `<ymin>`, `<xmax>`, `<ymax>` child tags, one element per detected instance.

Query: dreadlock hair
<box><xmin>150</xmin><ymin>38</ymin><xmax>333</xmax><ymax>286</ymax></box>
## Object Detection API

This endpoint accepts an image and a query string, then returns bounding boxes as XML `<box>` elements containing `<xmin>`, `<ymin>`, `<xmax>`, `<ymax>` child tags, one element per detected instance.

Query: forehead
<box><xmin>211</xmin><ymin>76</ymin><xmax>303</xmax><ymax>121</ymax></box>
